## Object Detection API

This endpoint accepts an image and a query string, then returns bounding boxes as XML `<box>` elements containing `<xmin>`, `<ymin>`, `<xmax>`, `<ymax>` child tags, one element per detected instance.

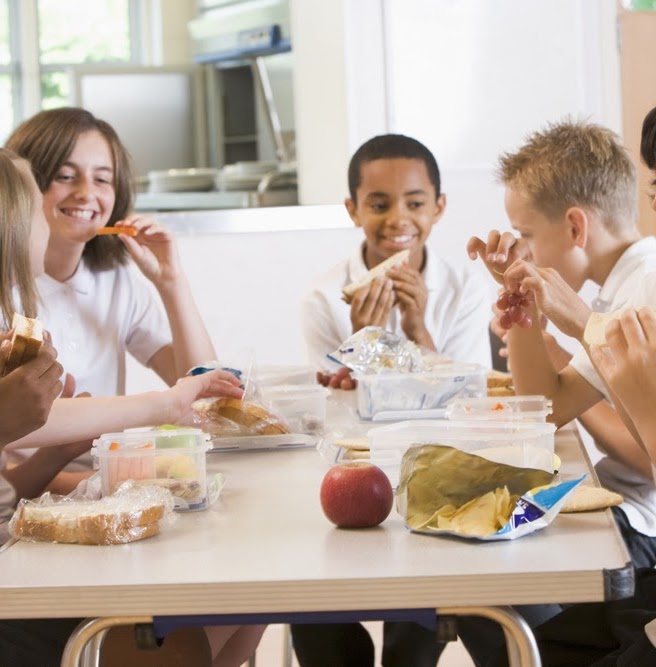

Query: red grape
<box><xmin>496</xmin><ymin>290</ymin><xmax>533</xmax><ymax>331</ymax></box>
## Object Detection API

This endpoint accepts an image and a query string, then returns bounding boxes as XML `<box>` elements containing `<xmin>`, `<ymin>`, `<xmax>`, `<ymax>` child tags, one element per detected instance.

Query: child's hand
<box><xmin>168</xmin><ymin>368</ymin><xmax>245</xmax><ymax>424</ymax></box>
<box><xmin>0</xmin><ymin>331</ymin><xmax>64</xmax><ymax>446</ymax></box>
<box><xmin>317</xmin><ymin>368</ymin><xmax>357</xmax><ymax>390</ymax></box>
<box><xmin>503</xmin><ymin>260</ymin><xmax>591</xmax><ymax>340</ymax></box>
<box><xmin>386</xmin><ymin>266</ymin><xmax>429</xmax><ymax>341</ymax></box>
<box><xmin>114</xmin><ymin>214</ymin><xmax>182</xmax><ymax>289</ymax></box>
<box><xmin>589</xmin><ymin>308</ymin><xmax>656</xmax><ymax>424</ymax></box>
<box><xmin>467</xmin><ymin>231</ymin><xmax>530</xmax><ymax>284</ymax></box>
<box><xmin>349</xmin><ymin>276</ymin><xmax>395</xmax><ymax>333</ymax></box>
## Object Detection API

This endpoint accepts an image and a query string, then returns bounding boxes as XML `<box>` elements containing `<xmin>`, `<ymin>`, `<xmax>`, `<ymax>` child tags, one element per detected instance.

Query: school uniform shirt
<box><xmin>0</xmin><ymin>471</ymin><xmax>16</xmax><ymax>545</ymax></box>
<box><xmin>570</xmin><ymin>236</ymin><xmax>656</xmax><ymax>537</ymax></box>
<box><xmin>36</xmin><ymin>258</ymin><xmax>171</xmax><ymax>397</ymax></box>
<box><xmin>5</xmin><ymin>258</ymin><xmax>171</xmax><ymax>470</ymax></box>
<box><xmin>301</xmin><ymin>244</ymin><xmax>492</xmax><ymax>370</ymax></box>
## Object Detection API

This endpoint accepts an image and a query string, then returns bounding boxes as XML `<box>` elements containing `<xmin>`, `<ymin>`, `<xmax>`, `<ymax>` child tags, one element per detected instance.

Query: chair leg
<box><xmin>79</xmin><ymin>628</ymin><xmax>109</xmax><ymax>667</ymax></box>
<box><xmin>282</xmin><ymin>624</ymin><xmax>293</xmax><ymax>667</ymax></box>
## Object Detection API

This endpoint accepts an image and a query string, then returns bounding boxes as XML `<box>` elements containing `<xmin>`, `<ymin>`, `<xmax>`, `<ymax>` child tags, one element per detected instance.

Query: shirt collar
<box><xmin>40</xmin><ymin>258</ymin><xmax>94</xmax><ymax>295</ymax></box>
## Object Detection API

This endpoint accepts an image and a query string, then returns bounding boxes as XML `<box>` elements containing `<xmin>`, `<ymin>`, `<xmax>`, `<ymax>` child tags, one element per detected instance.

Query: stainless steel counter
<box><xmin>135</xmin><ymin>189</ymin><xmax>298</xmax><ymax>212</ymax></box>
<box><xmin>150</xmin><ymin>203</ymin><xmax>353</xmax><ymax>235</ymax></box>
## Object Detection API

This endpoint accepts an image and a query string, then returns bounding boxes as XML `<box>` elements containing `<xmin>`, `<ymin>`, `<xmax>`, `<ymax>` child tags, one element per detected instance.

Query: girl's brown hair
<box><xmin>5</xmin><ymin>107</ymin><xmax>135</xmax><ymax>271</ymax></box>
<box><xmin>0</xmin><ymin>149</ymin><xmax>39</xmax><ymax>327</ymax></box>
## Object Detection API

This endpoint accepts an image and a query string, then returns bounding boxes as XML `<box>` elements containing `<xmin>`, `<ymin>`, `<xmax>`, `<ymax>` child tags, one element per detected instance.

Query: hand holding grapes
<box><xmin>496</xmin><ymin>290</ymin><xmax>535</xmax><ymax>330</ymax></box>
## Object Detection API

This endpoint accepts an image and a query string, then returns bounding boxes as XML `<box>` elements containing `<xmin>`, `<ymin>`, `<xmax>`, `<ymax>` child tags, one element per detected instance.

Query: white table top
<box><xmin>0</xmin><ymin>425</ymin><xmax>632</xmax><ymax>620</ymax></box>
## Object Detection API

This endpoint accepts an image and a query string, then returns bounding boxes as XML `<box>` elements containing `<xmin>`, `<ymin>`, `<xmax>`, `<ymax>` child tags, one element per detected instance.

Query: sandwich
<box><xmin>486</xmin><ymin>370</ymin><xmax>515</xmax><ymax>397</ymax></box>
<box><xmin>342</xmin><ymin>249</ymin><xmax>410</xmax><ymax>303</ymax></box>
<box><xmin>196</xmin><ymin>397</ymin><xmax>290</xmax><ymax>436</ymax></box>
<box><xmin>3</xmin><ymin>313</ymin><xmax>43</xmax><ymax>376</ymax></box>
<box><xmin>10</xmin><ymin>488</ymin><xmax>170</xmax><ymax>545</ymax></box>
<box><xmin>583</xmin><ymin>307</ymin><xmax>656</xmax><ymax>347</ymax></box>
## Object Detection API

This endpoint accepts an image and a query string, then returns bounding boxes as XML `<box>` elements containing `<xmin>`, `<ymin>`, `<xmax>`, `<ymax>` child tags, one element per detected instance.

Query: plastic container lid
<box><xmin>445</xmin><ymin>395</ymin><xmax>553</xmax><ymax>421</ymax></box>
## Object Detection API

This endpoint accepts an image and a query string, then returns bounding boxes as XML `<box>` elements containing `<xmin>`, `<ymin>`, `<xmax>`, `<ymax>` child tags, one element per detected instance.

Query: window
<box><xmin>0</xmin><ymin>0</ymin><xmax>142</xmax><ymax>142</ymax></box>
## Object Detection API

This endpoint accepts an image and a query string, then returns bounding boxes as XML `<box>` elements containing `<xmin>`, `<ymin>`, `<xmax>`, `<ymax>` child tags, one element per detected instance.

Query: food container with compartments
<box><xmin>445</xmin><ymin>395</ymin><xmax>553</xmax><ymax>422</ymax></box>
<box><xmin>355</xmin><ymin>363</ymin><xmax>487</xmax><ymax>420</ymax></box>
<box><xmin>368</xmin><ymin>419</ymin><xmax>556</xmax><ymax>487</ymax></box>
<box><xmin>260</xmin><ymin>384</ymin><xmax>330</xmax><ymax>434</ymax></box>
<box><xmin>91</xmin><ymin>428</ymin><xmax>210</xmax><ymax>511</ymax></box>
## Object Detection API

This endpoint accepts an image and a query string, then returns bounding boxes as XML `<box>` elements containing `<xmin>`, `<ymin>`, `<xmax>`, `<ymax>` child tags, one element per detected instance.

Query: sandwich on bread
<box><xmin>3</xmin><ymin>313</ymin><xmax>43</xmax><ymax>376</ymax></box>
<box><xmin>487</xmin><ymin>370</ymin><xmax>515</xmax><ymax>397</ymax></box>
<box><xmin>342</xmin><ymin>249</ymin><xmax>410</xmax><ymax>304</ymax></box>
<box><xmin>584</xmin><ymin>307</ymin><xmax>656</xmax><ymax>347</ymax></box>
<box><xmin>10</xmin><ymin>487</ymin><xmax>170</xmax><ymax>545</ymax></box>
<box><xmin>197</xmin><ymin>397</ymin><xmax>290</xmax><ymax>436</ymax></box>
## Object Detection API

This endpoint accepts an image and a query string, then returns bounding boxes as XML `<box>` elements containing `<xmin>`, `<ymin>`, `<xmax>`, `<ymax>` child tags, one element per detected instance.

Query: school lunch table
<box><xmin>0</xmin><ymin>423</ymin><xmax>633</xmax><ymax>667</ymax></box>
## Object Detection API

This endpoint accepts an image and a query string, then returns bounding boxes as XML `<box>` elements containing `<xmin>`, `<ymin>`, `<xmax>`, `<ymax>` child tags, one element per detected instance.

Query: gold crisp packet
<box><xmin>397</xmin><ymin>444</ymin><xmax>555</xmax><ymax>539</ymax></box>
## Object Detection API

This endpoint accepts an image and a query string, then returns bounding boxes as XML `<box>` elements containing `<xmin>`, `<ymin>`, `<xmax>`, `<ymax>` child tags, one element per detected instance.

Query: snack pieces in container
<box><xmin>9</xmin><ymin>482</ymin><xmax>175</xmax><ymax>545</ymax></box>
<box><xmin>91</xmin><ymin>428</ymin><xmax>210</xmax><ymax>511</ymax></box>
<box><xmin>260</xmin><ymin>384</ymin><xmax>329</xmax><ymax>434</ymax></box>
<box><xmin>445</xmin><ymin>396</ymin><xmax>553</xmax><ymax>422</ymax></box>
<box><xmin>397</xmin><ymin>444</ymin><xmax>585</xmax><ymax>541</ymax></box>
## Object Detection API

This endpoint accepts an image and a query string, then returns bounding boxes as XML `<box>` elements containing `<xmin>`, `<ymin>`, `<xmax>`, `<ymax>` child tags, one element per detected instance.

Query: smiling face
<box><xmin>345</xmin><ymin>158</ymin><xmax>445</xmax><ymax>270</ymax></box>
<box><xmin>505</xmin><ymin>186</ymin><xmax>587</xmax><ymax>291</ymax></box>
<box><xmin>42</xmin><ymin>130</ymin><xmax>116</xmax><ymax>246</ymax></box>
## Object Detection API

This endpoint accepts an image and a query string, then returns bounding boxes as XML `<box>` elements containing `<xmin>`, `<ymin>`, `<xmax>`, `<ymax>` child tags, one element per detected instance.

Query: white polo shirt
<box><xmin>570</xmin><ymin>237</ymin><xmax>656</xmax><ymax>537</ymax></box>
<box><xmin>301</xmin><ymin>244</ymin><xmax>492</xmax><ymax>370</ymax></box>
<box><xmin>0</xmin><ymin>472</ymin><xmax>16</xmax><ymax>545</ymax></box>
<box><xmin>5</xmin><ymin>259</ymin><xmax>171</xmax><ymax>470</ymax></box>
<box><xmin>36</xmin><ymin>258</ymin><xmax>171</xmax><ymax>397</ymax></box>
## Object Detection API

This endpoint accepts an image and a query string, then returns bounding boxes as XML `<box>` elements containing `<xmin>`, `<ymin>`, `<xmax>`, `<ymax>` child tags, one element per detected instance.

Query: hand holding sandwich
<box><xmin>349</xmin><ymin>276</ymin><xmax>395</xmax><ymax>333</ymax></box>
<box><xmin>0</xmin><ymin>329</ymin><xmax>64</xmax><ymax>447</ymax></box>
<box><xmin>386</xmin><ymin>265</ymin><xmax>435</xmax><ymax>351</ymax></box>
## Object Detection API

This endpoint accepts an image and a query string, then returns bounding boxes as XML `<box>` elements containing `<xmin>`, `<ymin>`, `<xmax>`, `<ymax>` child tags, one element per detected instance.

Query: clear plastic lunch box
<box><xmin>445</xmin><ymin>395</ymin><xmax>553</xmax><ymax>422</ymax></box>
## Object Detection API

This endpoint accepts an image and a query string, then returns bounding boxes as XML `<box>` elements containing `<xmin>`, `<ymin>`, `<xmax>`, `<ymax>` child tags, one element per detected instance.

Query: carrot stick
<box><xmin>96</xmin><ymin>226</ymin><xmax>138</xmax><ymax>237</ymax></box>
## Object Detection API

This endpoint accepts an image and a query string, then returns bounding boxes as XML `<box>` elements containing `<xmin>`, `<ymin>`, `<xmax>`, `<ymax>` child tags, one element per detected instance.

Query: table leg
<box><xmin>438</xmin><ymin>605</ymin><xmax>542</xmax><ymax>667</ymax></box>
<box><xmin>61</xmin><ymin>616</ymin><xmax>153</xmax><ymax>667</ymax></box>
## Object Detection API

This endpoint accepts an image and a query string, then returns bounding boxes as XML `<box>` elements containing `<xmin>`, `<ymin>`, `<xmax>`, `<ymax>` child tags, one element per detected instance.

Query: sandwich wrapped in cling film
<box><xmin>10</xmin><ymin>481</ymin><xmax>176</xmax><ymax>545</ymax></box>
<box><xmin>397</xmin><ymin>444</ymin><xmax>586</xmax><ymax>541</ymax></box>
<box><xmin>328</xmin><ymin>326</ymin><xmax>427</xmax><ymax>374</ymax></box>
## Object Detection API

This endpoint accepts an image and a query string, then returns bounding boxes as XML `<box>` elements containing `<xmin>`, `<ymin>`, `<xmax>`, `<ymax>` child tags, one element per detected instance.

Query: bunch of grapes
<box><xmin>496</xmin><ymin>290</ymin><xmax>534</xmax><ymax>330</ymax></box>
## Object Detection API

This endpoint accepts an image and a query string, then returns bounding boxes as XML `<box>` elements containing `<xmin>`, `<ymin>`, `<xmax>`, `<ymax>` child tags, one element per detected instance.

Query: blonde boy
<box><xmin>468</xmin><ymin>119</ymin><xmax>656</xmax><ymax>568</ymax></box>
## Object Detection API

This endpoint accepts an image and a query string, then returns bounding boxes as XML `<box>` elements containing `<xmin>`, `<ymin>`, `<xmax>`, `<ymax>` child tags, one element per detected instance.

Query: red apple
<box><xmin>320</xmin><ymin>462</ymin><xmax>394</xmax><ymax>528</ymax></box>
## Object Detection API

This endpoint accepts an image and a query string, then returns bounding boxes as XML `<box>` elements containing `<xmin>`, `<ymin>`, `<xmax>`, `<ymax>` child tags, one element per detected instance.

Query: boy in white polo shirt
<box><xmin>296</xmin><ymin>135</ymin><xmax>492</xmax><ymax>667</ymax></box>
<box><xmin>302</xmin><ymin>134</ymin><xmax>491</xmax><ymax>390</ymax></box>
<box><xmin>467</xmin><ymin>119</ymin><xmax>656</xmax><ymax>570</ymax></box>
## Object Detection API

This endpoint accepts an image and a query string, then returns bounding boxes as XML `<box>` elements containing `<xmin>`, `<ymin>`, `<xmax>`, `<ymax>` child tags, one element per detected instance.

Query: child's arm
<box><xmin>2</xmin><ymin>439</ymin><xmax>93</xmax><ymax>500</ymax></box>
<box><xmin>5</xmin><ymin>368</ymin><xmax>243</xmax><ymax>450</ymax></box>
<box><xmin>115</xmin><ymin>214</ymin><xmax>216</xmax><ymax>384</ymax></box>
<box><xmin>589</xmin><ymin>308</ymin><xmax>656</xmax><ymax>467</ymax></box>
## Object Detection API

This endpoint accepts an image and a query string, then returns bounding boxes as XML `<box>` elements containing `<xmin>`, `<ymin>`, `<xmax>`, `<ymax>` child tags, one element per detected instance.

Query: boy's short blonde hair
<box><xmin>498</xmin><ymin>120</ymin><xmax>637</xmax><ymax>232</ymax></box>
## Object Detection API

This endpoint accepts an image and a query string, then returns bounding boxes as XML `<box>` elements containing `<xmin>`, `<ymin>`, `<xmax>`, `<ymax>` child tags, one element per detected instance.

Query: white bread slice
<box><xmin>584</xmin><ymin>307</ymin><xmax>656</xmax><ymax>346</ymax></box>
<box><xmin>3</xmin><ymin>313</ymin><xmax>43</xmax><ymax>375</ymax></box>
<box><xmin>342</xmin><ymin>249</ymin><xmax>410</xmax><ymax>302</ymax></box>
<box><xmin>10</xmin><ymin>491</ymin><xmax>168</xmax><ymax>545</ymax></box>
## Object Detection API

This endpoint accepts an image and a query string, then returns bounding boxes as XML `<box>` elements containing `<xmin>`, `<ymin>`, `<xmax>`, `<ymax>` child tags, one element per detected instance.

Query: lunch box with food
<box><xmin>445</xmin><ymin>395</ymin><xmax>553</xmax><ymax>422</ymax></box>
<box><xmin>355</xmin><ymin>363</ymin><xmax>487</xmax><ymax>420</ymax></box>
<box><xmin>260</xmin><ymin>384</ymin><xmax>330</xmax><ymax>434</ymax></box>
<box><xmin>368</xmin><ymin>419</ymin><xmax>556</xmax><ymax>487</ymax></box>
<box><xmin>92</xmin><ymin>428</ymin><xmax>210</xmax><ymax>511</ymax></box>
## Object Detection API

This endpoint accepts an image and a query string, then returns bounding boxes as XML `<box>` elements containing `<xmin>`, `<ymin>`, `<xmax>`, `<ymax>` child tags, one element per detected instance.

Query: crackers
<box><xmin>561</xmin><ymin>484</ymin><xmax>623</xmax><ymax>513</ymax></box>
